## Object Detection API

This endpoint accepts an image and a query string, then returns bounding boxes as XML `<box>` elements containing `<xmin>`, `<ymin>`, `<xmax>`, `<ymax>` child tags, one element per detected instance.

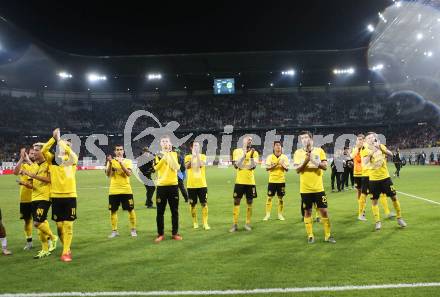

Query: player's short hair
<box><xmin>366</xmin><ymin>132</ymin><xmax>376</xmax><ymax>136</ymax></box>
<box><xmin>273</xmin><ymin>141</ymin><xmax>282</xmax><ymax>146</ymax></box>
<box><xmin>299</xmin><ymin>130</ymin><xmax>313</xmax><ymax>138</ymax></box>
<box><xmin>357</xmin><ymin>133</ymin><xmax>365</xmax><ymax>139</ymax></box>
<box><xmin>114</xmin><ymin>144</ymin><xmax>123</xmax><ymax>150</ymax></box>
<box><xmin>160</xmin><ymin>135</ymin><xmax>171</xmax><ymax>140</ymax></box>
<box><xmin>33</xmin><ymin>143</ymin><xmax>43</xmax><ymax>150</ymax></box>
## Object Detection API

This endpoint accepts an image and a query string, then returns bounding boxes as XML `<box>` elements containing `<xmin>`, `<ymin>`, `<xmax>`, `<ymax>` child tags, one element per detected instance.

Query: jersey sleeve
<box><xmin>265</xmin><ymin>155</ymin><xmax>272</xmax><ymax>166</ymax></box>
<box><xmin>320</xmin><ymin>148</ymin><xmax>327</xmax><ymax>161</ymax></box>
<box><xmin>232</xmin><ymin>149</ymin><xmax>240</xmax><ymax>162</ymax></box>
<box><xmin>184</xmin><ymin>155</ymin><xmax>191</xmax><ymax>164</ymax></box>
<box><xmin>293</xmin><ymin>150</ymin><xmax>301</xmax><ymax>166</ymax></box>
<box><xmin>125</xmin><ymin>159</ymin><xmax>133</xmax><ymax>170</ymax></box>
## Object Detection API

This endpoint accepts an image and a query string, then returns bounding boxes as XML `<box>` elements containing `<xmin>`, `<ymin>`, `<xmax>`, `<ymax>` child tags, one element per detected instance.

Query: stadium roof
<box><xmin>0</xmin><ymin>16</ymin><xmax>379</xmax><ymax>91</ymax></box>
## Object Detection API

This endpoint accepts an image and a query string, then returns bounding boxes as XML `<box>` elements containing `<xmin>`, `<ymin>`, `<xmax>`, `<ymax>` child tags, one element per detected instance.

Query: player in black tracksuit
<box><xmin>138</xmin><ymin>148</ymin><xmax>156</xmax><ymax>208</ymax></box>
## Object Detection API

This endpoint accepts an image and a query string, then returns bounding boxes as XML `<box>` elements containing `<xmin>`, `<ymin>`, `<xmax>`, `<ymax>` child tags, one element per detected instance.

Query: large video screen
<box><xmin>213</xmin><ymin>78</ymin><xmax>235</xmax><ymax>95</ymax></box>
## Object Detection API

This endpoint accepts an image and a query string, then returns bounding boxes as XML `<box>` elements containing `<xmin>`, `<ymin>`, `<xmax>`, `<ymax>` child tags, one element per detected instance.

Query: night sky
<box><xmin>0</xmin><ymin>0</ymin><xmax>390</xmax><ymax>56</ymax></box>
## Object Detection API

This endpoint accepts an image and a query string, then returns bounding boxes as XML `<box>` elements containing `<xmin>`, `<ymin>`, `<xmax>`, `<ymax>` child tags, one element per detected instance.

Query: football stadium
<box><xmin>0</xmin><ymin>1</ymin><xmax>440</xmax><ymax>296</ymax></box>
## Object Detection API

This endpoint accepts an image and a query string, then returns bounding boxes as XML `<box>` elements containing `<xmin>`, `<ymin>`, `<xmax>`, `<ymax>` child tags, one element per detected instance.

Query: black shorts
<box><xmin>188</xmin><ymin>187</ymin><xmax>208</xmax><ymax>204</ymax></box>
<box><xmin>233</xmin><ymin>184</ymin><xmax>257</xmax><ymax>201</ymax></box>
<box><xmin>267</xmin><ymin>183</ymin><xmax>286</xmax><ymax>197</ymax></box>
<box><xmin>156</xmin><ymin>185</ymin><xmax>179</xmax><ymax>204</ymax></box>
<box><xmin>31</xmin><ymin>200</ymin><xmax>51</xmax><ymax>223</ymax></box>
<box><xmin>20</xmin><ymin>202</ymin><xmax>33</xmax><ymax>220</ymax></box>
<box><xmin>360</xmin><ymin>176</ymin><xmax>369</xmax><ymax>195</ymax></box>
<box><xmin>108</xmin><ymin>194</ymin><xmax>135</xmax><ymax>212</ymax></box>
<box><xmin>369</xmin><ymin>178</ymin><xmax>396</xmax><ymax>200</ymax></box>
<box><xmin>301</xmin><ymin>192</ymin><xmax>328</xmax><ymax>210</ymax></box>
<box><xmin>51</xmin><ymin>198</ymin><xmax>77</xmax><ymax>222</ymax></box>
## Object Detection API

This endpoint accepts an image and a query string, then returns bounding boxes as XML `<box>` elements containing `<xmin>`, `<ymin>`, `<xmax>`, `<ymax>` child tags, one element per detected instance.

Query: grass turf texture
<box><xmin>0</xmin><ymin>165</ymin><xmax>439</xmax><ymax>296</ymax></box>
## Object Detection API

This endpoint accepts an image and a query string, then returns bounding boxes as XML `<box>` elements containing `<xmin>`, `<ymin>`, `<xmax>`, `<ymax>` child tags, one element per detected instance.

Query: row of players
<box><xmin>0</xmin><ymin>129</ymin><xmax>407</xmax><ymax>260</ymax></box>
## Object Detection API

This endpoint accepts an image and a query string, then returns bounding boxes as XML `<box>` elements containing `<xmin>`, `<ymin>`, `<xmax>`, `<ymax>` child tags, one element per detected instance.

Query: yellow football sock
<box><xmin>202</xmin><ymin>205</ymin><xmax>208</xmax><ymax>226</ymax></box>
<box><xmin>37</xmin><ymin>220</ymin><xmax>55</xmax><ymax>241</ymax></box>
<box><xmin>372</xmin><ymin>204</ymin><xmax>380</xmax><ymax>222</ymax></box>
<box><xmin>233</xmin><ymin>205</ymin><xmax>240</xmax><ymax>225</ymax></box>
<box><xmin>321</xmin><ymin>217</ymin><xmax>331</xmax><ymax>240</ymax></box>
<box><xmin>56</xmin><ymin>222</ymin><xmax>64</xmax><ymax>244</ymax></box>
<box><xmin>304</xmin><ymin>217</ymin><xmax>314</xmax><ymax>238</ymax></box>
<box><xmin>24</xmin><ymin>219</ymin><xmax>33</xmax><ymax>238</ymax></box>
<box><xmin>358</xmin><ymin>193</ymin><xmax>367</xmax><ymax>216</ymax></box>
<box><xmin>277</xmin><ymin>197</ymin><xmax>284</xmax><ymax>215</ymax></box>
<box><xmin>38</xmin><ymin>230</ymin><xmax>49</xmax><ymax>252</ymax></box>
<box><xmin>110</xmin><ymin>211</ymin><xmax>118</xmax><ymax>231</ymax></box>
<box><xmin>265</xmin><ymin>197</ymin><xmax>273</xmax><ymax>215</ymax></box>
<box><xmin>128</xmin><ymin>210</ymin><xmax>137</xmax><ymax>230</ymax></box>
<box><xmin>392</xmin><ymin>199</ymin><xmax>402</xmax><ymax>219</ymax></box>
<box><xmin>246</xmin><ymin>204</ymin><xmax>252</xmax><ymax>225</ymax></box>
<box><xmin>380</xmin><ymin>194</ymin><xmax>390</xmax><ymax>216</ymax></box>
<box><xmin>190</xmin><ymin>205</ymin><xmax>198</xmax><ymax>224</ymax></box>
<box><xmin>62</xmin><ymin>221</ymin><xmax>73</xmax><ymax>255</ymax></box>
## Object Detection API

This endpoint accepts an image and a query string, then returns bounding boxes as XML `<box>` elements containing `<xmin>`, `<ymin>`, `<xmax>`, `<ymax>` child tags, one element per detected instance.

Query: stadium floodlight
<box><xmin>395</xmin><ymin>1</ymin><xmax>402</xmax><ymax>8</ymax></box>
<box><xmin>87</xmin><ymin>73</ymin><xmax>107</xmax><ymax>82</ymax></box>
<box><xmin>281</xmin><ymin>69</ymin><xmax>295</xmax><ymax>76</ymax></box>
<box><xmin>147</xmin><ymin>73</ymin><xmax>162</xmax><ymax>80</ymax></box>
<box><xmin>58</xmin><ymin>72</ymin><xmax>73</xmax><ymax>79</ymax></box>
<box><xmin>367</xmin><ymin>24</ymin><xmax>375</xmax><ymax>32</ymax></box>
<box><xmin>416</xmin><ymin>33</ymin><xmax>424</xmax><ymax>40</ymax></box>
<box><xmin>371</xmin><ymin>64</ymin><xmax>384</xmax><ymax>71</ymax></box>
<box><xmin>378</xmin><ymin>12</ymin><xmax>387</xmax><ymax>23</ymax></box>
<box><xmin>270</xmin><ymin>82</ymin><xmax>274</xmax><ymax>87</ymax></box>
<box><xmin>333</xmin><ymin>67</ymin><xmax>355</xmax><ymax>75</ymax></box>
<box><xmin>424</xmin><ymin>51</ymin><xmax>433</xmax><ymax>57</ymax></box>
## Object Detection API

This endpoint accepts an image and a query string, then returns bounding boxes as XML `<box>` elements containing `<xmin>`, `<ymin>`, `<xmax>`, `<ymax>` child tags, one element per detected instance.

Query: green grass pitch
<box><xmin>0</xmin><ymin>165</ymin><xmax>439</xmax><ymax>297</ymax></box>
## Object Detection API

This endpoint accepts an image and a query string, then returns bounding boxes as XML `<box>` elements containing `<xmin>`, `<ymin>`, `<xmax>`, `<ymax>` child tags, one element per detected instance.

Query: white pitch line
<box><xmin>397</xmin><ymin>191</ymin><xmax>440</xmax><ymax>206</ymax></box>
<box><xmin>2</xmin><ymin>282</ymin><xmax>440</xmax><ymax>297</ymax></box>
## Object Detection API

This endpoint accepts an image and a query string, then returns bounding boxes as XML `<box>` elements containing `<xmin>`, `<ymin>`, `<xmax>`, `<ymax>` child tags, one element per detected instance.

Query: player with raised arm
<box><xmin>263</xmin><ymin>141</ymin><xmax>289</xmax><ymax>221</ymax></box>
<box><xmin>293</xmin><ymin>131</ymin><xmax>335</xmax><ymax>244</ymax></box>
<box><xmin>361</xmin><ymin>132</ymin><xmax>407</xmax><ymax>231</ymax></box>
<box><xmin>230</xmin><ymin>136</ymin><xmax>259</xmax><ymax>232</ymax></box>
<box><xmin>14</xmin><ymin>147</ymin><xmax>35</xmax><ymax>250</ymax></box>
<box><xmin>185</xmin><ymin>141</ymin><xmax>210</xmax><ymax>230</ymax></box>
<box><xmin>106</xmin><ymin>145</ymin><xmax>137</xmax><ymax>238</ymax></box>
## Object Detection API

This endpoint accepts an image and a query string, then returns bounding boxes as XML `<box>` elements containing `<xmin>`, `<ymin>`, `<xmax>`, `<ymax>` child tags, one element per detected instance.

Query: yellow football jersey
<box><xmin>108</xmin><ymin>159</ymin><xmax>133</xmax><ymax>195</ymax></box>
<box><xmin>293</xmin><ymin>147</ymin><xmax>327</xmax><ymax>193</ymax></box>
<box><xmin>30</xmin><ymin>161</ymin><xmax>51</xmax><ymax>202</ymax></box>
<box><xmin>232</xmin><ymin>148</ymin><xmax>259</xmax><ymax>185</ymax></box>
<box><xmin>184</xmin><ymin>154</ymin><xmax>207</xmax><ymax>188</ymax></box>
<box><xmin>154</xmin><ymin>151</ymin><xmax>179</xmax><ymax>186</ymax></box>
<box><xmin>362</xmin><ymin>144</ymin><xmax>390</xmax><ymax>181</ymax></box>
<box><xmin>265</xmin><ymin>153</ymin><xmax>289</xmax><ymax>183</ymax></box>
<box><xmin>19</xmin><ymin>163</ymin><xmax>33</xmax><ymax>203</ymax></box>
<box><xmin>42</xmin><ymin>138</ymin><xmax>78</xmax><ymax>198</ymax></box>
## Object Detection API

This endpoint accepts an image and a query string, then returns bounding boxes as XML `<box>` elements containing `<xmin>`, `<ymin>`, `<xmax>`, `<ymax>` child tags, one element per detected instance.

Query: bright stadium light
<box><xmin>58</xmin><ymin>72</ymin><xmax>73</xmax><ymax>79</ymax></box>
<box><xmin>371</xmin><ymin>64</ymin><xmax>384</xmax><ymax>71</ymax></box>
<box><xmin>424</xmin><ymin>51</ymin><xmax>433</xmax><ymax>57</ymax></box>
<box><xmin>147</xmin><ymin>73</ymin><xmax>162</xmax><ymax>80</ymax></box>
<box><xmin>416</xmin><ymin>33</ymin><xmax>424</xmax><ymax>40</ymax></box>
<box><xmin>395</xmin><ymin>1</ymin><xmax>402</xmax><ymax>8</ymax></box>
<box><xmin>281</xmin><ymin>69</ymin><xmax>295</xmax><ymax>76</ymax></box>
<box><xmin>333</xmin><ymin>67</ymin><xmax>355</xmax><ymax>75</ymax></box>
<box><xmin>87</xmin><ymin>73</ymin><xmax>107</xmax><ymax>82</ymax></box>
<box><xmin>367</xmin><ymin>24</ymin><xmax>375</xmax><ymax>32</ymax></box>
<box><xmin>378</xmin><ymin>12</ymin><xmax>387</xmax><ymax>23</ymax></box>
